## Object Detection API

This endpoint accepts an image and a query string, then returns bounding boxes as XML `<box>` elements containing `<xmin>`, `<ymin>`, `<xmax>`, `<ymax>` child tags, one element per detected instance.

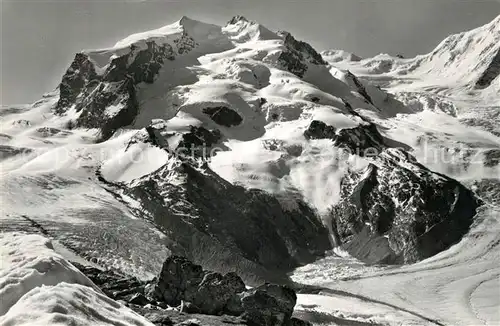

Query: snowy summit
<box><xmin>1</xmin><ymin>14</ymin><xmax>499</xmax><ymax>326</ymax></box>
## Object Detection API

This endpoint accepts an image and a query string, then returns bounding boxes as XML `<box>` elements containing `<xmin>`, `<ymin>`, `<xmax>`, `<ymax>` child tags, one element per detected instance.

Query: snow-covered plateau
<box><xmin>1</xmin><ymin>14</ymin><xmax>499</xmax><ymax>326</ymax></box>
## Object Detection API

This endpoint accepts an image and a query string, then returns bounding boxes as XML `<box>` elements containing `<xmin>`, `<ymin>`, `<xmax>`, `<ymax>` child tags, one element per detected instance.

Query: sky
<box><xmin>1</xmin><ymin>0</ymin><xmax>499</xmax><ymax>105</ymax></box>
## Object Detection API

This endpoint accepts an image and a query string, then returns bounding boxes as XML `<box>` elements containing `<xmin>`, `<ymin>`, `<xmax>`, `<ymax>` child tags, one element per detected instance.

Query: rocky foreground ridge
<box><xmin>73</xmin><ymin>256</ymin><xmax>309</xmax><ymax>326</ymax></box>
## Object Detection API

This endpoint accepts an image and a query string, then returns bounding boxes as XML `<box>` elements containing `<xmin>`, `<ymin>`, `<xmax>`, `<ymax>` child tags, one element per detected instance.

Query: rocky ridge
<box><xmin>111</xmin><ymin>123</ymin><xmax>332</xmax><ymax>283</ymax></box>
<box><xmin>55</xmin><ymin>36</ymin><xmax>196</xmax><ymax>140</ymax></box>
<box><xmin>73</xmin><ymin>256</ymin><xmax>309</xmax><ymax>326</ymax></box>
<box><xmin>302</xmin><ymin>118</ymin><xmax>481</xmax><ymax>264</ymax></box>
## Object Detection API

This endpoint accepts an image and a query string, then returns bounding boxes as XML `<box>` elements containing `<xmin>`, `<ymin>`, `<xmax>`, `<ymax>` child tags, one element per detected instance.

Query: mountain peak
<box><xmin>227</xmin><ymin>15</ymin><xmax>249</xmax><ymax>25</ymax></box>
<box><xmin>177</xmin><ymin>15</ymin><xmax>207</xmax><ymax>28</ymax></box>
<box><xmin>488</xmin><ymin>13</ymin><xmax>500</xmax><ymax>27</ymax></box>
<box><xmin>223</xmin><ymin>15</ymin><xmax>277</xmax><ymax>42</ymax></box>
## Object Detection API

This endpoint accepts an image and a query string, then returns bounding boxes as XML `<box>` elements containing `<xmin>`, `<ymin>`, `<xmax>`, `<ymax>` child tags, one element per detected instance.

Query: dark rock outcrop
<box><xmin>278</xmin><ymin>31</ymin><xmax>326</xmax><ymax>66</ymax></box>
<box><xmin>303</xmin><ymin>120</ymin><xmax>336</xmax><ymax>140</ymax></box>
<box><xmin>345</xmin><ymin>71</ymin><xmax>374</xmax><ymax>105</ymax></box>
<box><xmin>149</xmin><ymin>256</ymin><xmax>246</xmax><ymax>315</ymax></box>
<box><xmin>228</xmin><ymin>15</ymin><xmax>249</xmax><ymax>25</ymax></box>
<box><xmin>329</xmin><ymin>150</ymin><xmax>481</xmax><ymax>264</ymax></box>
<box><xmin>238</xmin><ymin>284</ymin><xmax>297</xmax><ymax>326</ymax></box>
<box><xmin>71</xmin><ymin>262</ymin><xmax>149</xmax><ymax>303</ymax></box>
<box><xmin>276</xmin><ymin>51</ymin><xmax>309</xmax><ymax>79</ymax></box>
<box><xmin>73</xmin><ymin>257</ymin><xmax>307</xmax><ymax>326</ymax></box>
<box><xmin>134</xmin><ymin>120</ymin><xmax>223</xmax><ymax>158</ymax></box>
<box><xmin>203</xmin><ymin>106</ymin><xmax>243</xmax><ymax>127</ymax></box>
<box><xmin>475</xmin><ymin>48</ymin><xmax>500</xmax><ymax>89</ymax></box>
<box><xmin>120</xmin><ymin>161</ymin><xmax>331</xmax><ymax>283</ymax></box>
<box><xmin>304</xmin><ymin>120</ymin><xmax>385</xmax><ymax>156</ymax></box>
<box><xmin>35</xmin><ymin>127</ymin><xmax>71</xmax><ymax>138</ymax></box>
<box><xmin>115</xmin><ymin>122</ymin><xmax>330</xmax><ymax>282</ymax></box>
<box><xmin>55</xmin><ymin>53</ymin><xmax>98</xmax><ymax>114</ymax></box>
<box><xmin>335</xmin><ymin>123</ymin><xmax>385</xmax><ymax>155</ymax></box>
<box><xmin>55</xmin><ymin>37</ymin><xmax>197</xmax><ymax>141</ymax></box>
<box><xmin>177</xmin><ymin>126</ymin><xmax>223</xmax><ymax>157</ymax></box>
<box><xmin>276</xmin><ymin>31</ymin><xmax>326</xmax><ymax>78</ymax></box>
<box><xmin>303</xmin><ymin>115</ymin><xmax>480</xmax><ymax>265</ymax></box>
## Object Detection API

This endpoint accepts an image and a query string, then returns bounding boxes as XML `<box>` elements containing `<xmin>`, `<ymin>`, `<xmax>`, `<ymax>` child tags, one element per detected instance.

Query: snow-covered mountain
<box><xmin>1</xmin><ymin>14</ymin><xmax>499</xmax><ymax>326</ymax></box>
<box><xmin>327</xmin><ymin>15</ymin><xmax>500</xmax><ymax>92</ymax></box>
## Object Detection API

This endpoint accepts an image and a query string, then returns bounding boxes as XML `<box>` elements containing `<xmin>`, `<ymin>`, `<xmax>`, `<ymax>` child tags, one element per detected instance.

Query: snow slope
<box><xmin>324</xmin><ymin>14</ymin><xmax>500</xmax><ymax>103</ymax></box>
<box><xmin>0</xmin><ymin>232</ymin><xmax>153</xmax><ymax>326</ymax></box>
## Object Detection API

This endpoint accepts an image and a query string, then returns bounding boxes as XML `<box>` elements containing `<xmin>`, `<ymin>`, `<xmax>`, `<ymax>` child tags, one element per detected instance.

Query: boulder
<box><xmin>239</xmin><ymin>284</ymin><xmax>296</xmax><ymax>326</ymax></box>
<box><xmin>149</xmin><ymin>256</ymin><xmax>246</xmax><ymax>315</ymax></box>
<box><xmin>74</xmin><ymin>257</ymin><xmax>308</xmax><ymax>326</ymax></box>
<box><xmin>189</xmin><ymin>272</ymin><xmax>246</xmax><ymax>314</ymax></box>
<box><xmin>150</xmin><ymin>256</ymin><xmax>205</xmax><ymax>305</ymax></box>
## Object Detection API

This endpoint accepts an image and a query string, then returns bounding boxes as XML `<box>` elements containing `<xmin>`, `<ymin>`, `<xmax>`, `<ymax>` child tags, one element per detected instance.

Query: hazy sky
<box><xmin>1</xmin><ymin>0</ymin><xmax>499</xmax><ymax>105</ymax></box>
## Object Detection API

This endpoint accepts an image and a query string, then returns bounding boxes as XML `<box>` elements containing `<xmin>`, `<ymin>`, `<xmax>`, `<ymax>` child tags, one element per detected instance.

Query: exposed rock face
<box><xmin>476</xmin><ymin>48</ymin><xmax>500</xmax><ymax>89</ymax></box>
<box><xmin>55</xmin><ymin>53</ymin><xmax>98</xmax><ymax>114</ymax></box>
<box><xmin>133</xmin><ymin>120</ymin><xmax>223</xmax><ymax>158</ymax></box>
<box><xmin>302</xmin><ymin>116</ymin><xmax>481</xmax><ymax>265</ymax></box>
<box><xmin>483</xmin><ymin>149</ymin><xmax>500</xmax><ymax>167</ymax></box>
<box><xmin>121</xmin><ymin>160</ymin><xmax>331</xmax><ymax>283</ymax></box>
<box><xmin>71</xmin><ymin>262</ymin><xmax>149</xmax><ymax>304</ymax></box>
<box><xmin>177</xmin><ymin>126</ymin><xmax>223</xmax><ymax>157</ymax></box>
<box><xmin>329</xmin><ymin>149</ymin><xmax>481</xmax><ymax>264</ymax></box>
<box><xmin>239</xmin><ymin>284</ymin><xmax>297</xmax><ymax>326</ymax></box>
<box><xmin>278</xmin><ymin>32</ymin><xmax>326</xmax><ymax>66</ymax></box>
<box><xmin>203</xmin><ymin>106</ymin><xmax>243</xmax><ymax>127</ymax></box>
<box><xmin>73</xmin><ymin>257</ymin><xmax>306</xmax><ymax>326</ymax></box>
<box><xmin>76</xmin><ymin>75</ymin><xmax>138</xmax><ymax>141</ymax></box>
<box><xmin>55</xmin><ymin>37</ymin><xmax>197</xmax><ymax>140</ymax></box>
<box><xmin>113</xmin><ymin>125</ymin><xmax>331</xmax><ymax>282</ymax></box>
<box><xmin>276</xmin><ymin>51</ymin><xmax>309</xmax><ymax>79</ymax></box>
<box><xmin>276</xmin><ymin>31</ymin><xmax>326</xmax><ymax>78</ymax></box>
<box><xmin>303</xmin><ymin>120</ymin><xmax>336</xmax><ymax>140</ymax></box>
<box><xmin>471</xmin><ymin>179</ymin><xmax>500</xmax><ymax>207</ymax></box>
<box><xmin>149</xmin><ymin>256</ymin><xmax>246</xmax><ymax>315</ymax></box>
<box><xmin>228</xmin><ymin>15</ymin><xmax>249</xmax><ymax>25</ymax></box>
<box><xmin>345</xmin><ymin>71</ymin><xmax>374</xmax><ymax>105</ymax></box>
<box><xmin>304</xmin><ymin>120</ymin><xmax>385</xmax><ymax>156</ymax></box>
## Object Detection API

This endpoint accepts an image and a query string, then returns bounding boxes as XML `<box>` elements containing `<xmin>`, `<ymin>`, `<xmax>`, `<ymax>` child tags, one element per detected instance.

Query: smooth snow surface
<box><xmin>1</xmin><ymin>15</ymin><xmax>499</xmax><ymax>326</ymax></box>
<box><xmin>0</xmin><ymin>233</ymin><xmax>153</xmax><ymax>326</ymax></box>
<box><xmin>296</xmin><ymin>293</ymin><xmax>431</xmax><ymax>325</ymax></box>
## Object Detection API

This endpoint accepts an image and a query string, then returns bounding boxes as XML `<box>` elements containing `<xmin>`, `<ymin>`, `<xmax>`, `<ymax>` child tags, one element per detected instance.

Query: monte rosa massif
<box><xmin>1</xmin><ymin>14</ymin><xmax>499</xmax><ymax>326</ymax></box>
